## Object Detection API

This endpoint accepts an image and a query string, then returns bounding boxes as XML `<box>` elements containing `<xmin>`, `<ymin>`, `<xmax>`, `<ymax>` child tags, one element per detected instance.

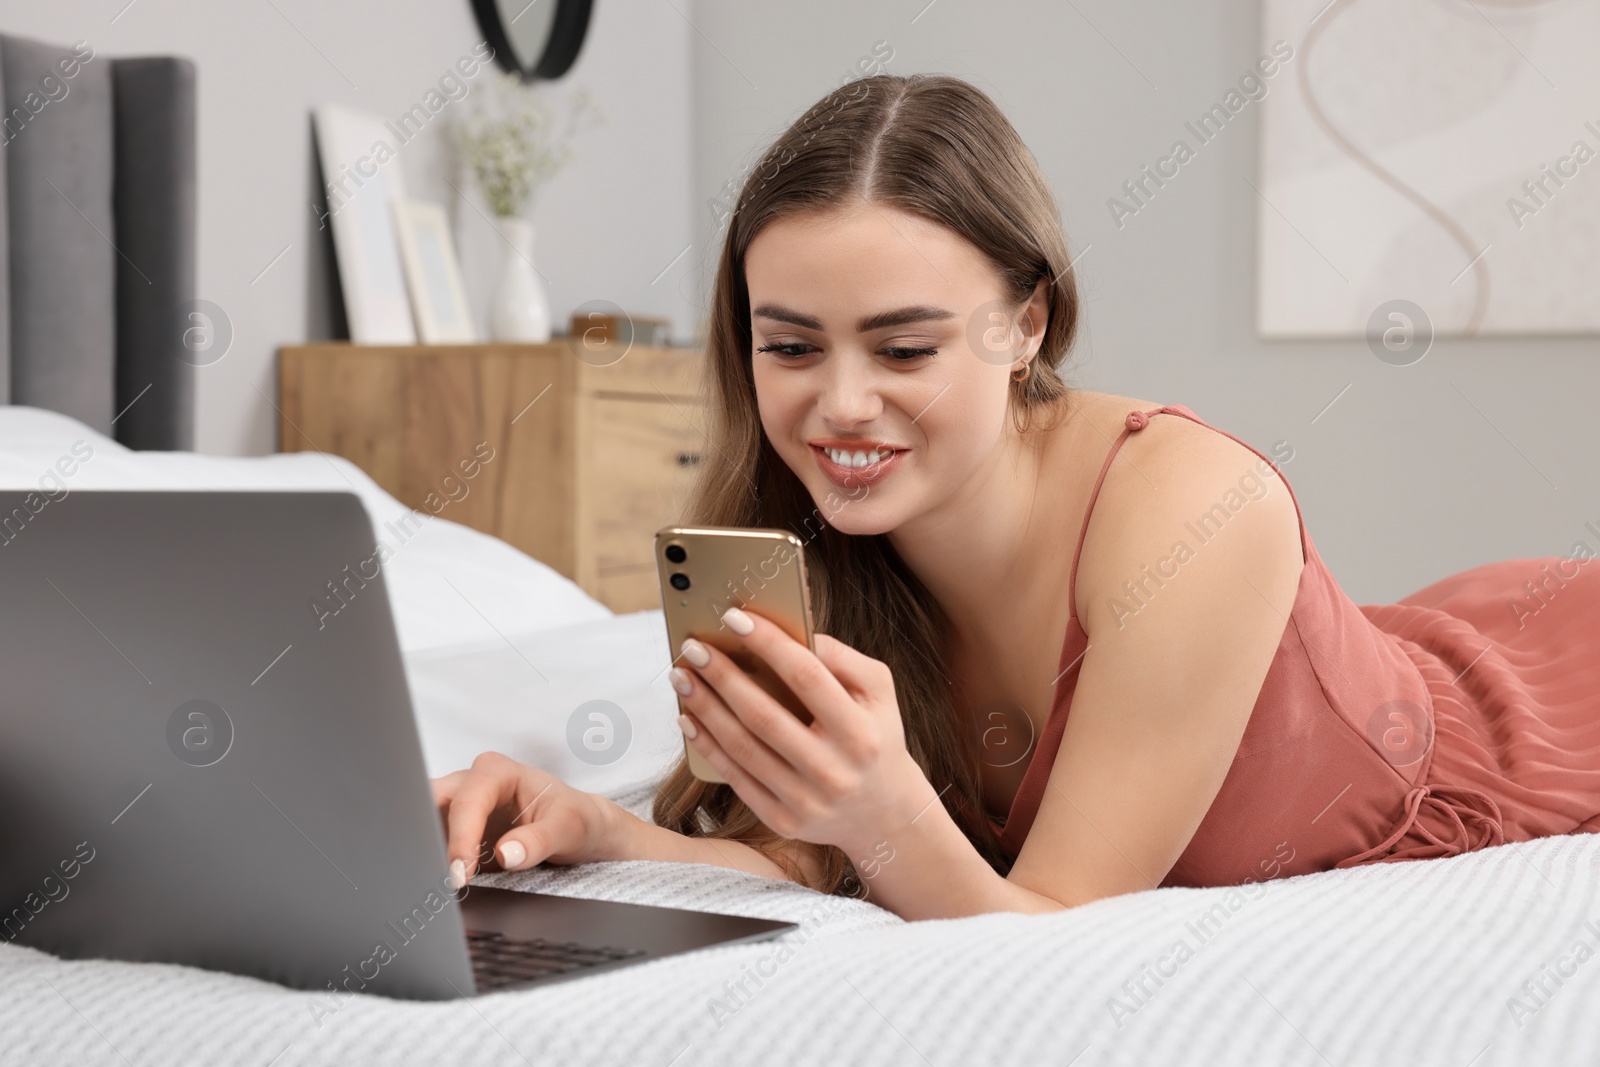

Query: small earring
<box><xmin>1010</xmin><ymin>360</ymin><xmax>1032</xmax><ymax>382</ymax></box>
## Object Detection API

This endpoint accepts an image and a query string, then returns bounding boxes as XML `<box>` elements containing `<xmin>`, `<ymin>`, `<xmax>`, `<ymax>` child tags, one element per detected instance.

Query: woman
<box><xmin>433</xmin><ymin>74</ymin><xmax>1600</xmax><ymax>922</ymax></box>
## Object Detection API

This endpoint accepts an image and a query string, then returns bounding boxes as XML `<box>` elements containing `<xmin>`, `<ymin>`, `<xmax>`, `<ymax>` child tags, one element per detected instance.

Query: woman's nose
<box><xmin>815</xmin><ymin>357</ymin><xmax>884</xmax><ymax>427</ymax></box>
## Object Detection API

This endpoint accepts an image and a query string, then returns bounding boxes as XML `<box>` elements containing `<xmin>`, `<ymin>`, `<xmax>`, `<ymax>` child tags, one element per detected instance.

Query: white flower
<box><xmin>450</xmin><ymin>72</ymin><xmax>605</xmax><ymax>218</ymax></box>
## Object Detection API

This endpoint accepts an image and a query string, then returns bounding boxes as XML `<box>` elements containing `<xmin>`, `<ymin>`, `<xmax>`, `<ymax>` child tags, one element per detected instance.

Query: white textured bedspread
<box><xmin>4</xmin><ymin>787</ymin><xmax>1597</xmax><ymax>1067</ymax></box>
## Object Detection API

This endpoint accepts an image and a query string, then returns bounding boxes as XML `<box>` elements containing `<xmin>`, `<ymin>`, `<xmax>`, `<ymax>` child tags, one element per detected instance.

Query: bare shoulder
<box><xmin>1071</xmin><ymin>404</ymin><xmax>1305</xmax><ymax>635</ymax></box>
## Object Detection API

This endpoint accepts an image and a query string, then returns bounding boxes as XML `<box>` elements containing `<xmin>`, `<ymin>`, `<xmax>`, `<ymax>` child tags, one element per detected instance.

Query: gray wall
<box><xmin>0</xmin><ymin>0</ymin><xmax>694</xmax><ymax>458</ymax></box>
<box><xmin>684</xmin><ymin>0</ymin><xmax>1600</xmax><ymax>603</ymax></box>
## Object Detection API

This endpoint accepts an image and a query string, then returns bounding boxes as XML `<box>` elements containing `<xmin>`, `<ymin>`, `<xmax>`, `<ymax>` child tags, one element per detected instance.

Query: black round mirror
<box><xmin>470</xmin><ymin>0</ymin><xmax>593</xmax><ymax>81</ymax></box>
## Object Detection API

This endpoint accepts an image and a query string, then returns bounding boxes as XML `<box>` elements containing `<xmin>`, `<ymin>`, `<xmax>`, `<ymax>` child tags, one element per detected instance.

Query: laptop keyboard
<box><xmin>466</xmin><ymin>929</ymin><xmax>650</xmax><ymax>992</ymax></box>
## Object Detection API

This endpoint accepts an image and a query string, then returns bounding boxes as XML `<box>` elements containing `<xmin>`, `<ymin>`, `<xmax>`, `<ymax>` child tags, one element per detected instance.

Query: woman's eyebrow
<box><xmin>752</xmin><ymin>303</ymin><xmax>956</xmax><ymax>332</ymax></box>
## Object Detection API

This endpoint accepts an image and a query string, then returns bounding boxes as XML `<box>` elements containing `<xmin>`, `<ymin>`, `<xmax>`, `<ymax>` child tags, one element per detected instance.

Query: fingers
<box><xmin>677</xmin><ymin>629</ymin><xmax>837</xmax><ymax>784</ymax></box>
<box><xmin>492</xmin><ymin>805</ymin><xmax>575</xmax><ymax>871</ymax></box>
<box><xmin>678</xmin><ymin>705</ymin><xmax>787</xmax><ymax>830</ymax></box>
<box><xmin>431</xmin><ymin>769</ymin><xmax>468</xmax><ymax>808</ymax></box>
<box><xmin>441</xmin><ymin>752</ymin><xmax>520</xmax><ymax>880</ymax></box>
<box><xmin>718</xmin><ymin>611</ymin><xmax>858</xmax><ymax>732</ymax></box>
<box><xmin>812</xmin><ymin>632</ymin><xmax>895</xmax><ymax>696</ymax></box>
<box><xmin>491</xmin><ymin>826</ymin><xmax>541</xmax><ymax>872</ymax></box>
<box><xmin>691</xmin><ymin>668</ymin><xmax>829</xmax><ymax>777</ymax></box>
<box><xmin>677</xmin><ymin>665</ymin><xmax>815</xmax><ymax>806</ymax></box>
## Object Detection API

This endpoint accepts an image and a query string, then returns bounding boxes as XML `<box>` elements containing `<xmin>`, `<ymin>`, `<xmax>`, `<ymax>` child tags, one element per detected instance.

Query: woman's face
<box><xmin>745</xmin><ymin>202</ymin><xmax>1047</xmax><ymax>537</ymax></box>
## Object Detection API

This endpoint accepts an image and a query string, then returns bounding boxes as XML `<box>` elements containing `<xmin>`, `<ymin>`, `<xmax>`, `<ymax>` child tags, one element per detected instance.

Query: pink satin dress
<box><xmin>989</xmin><ymin>404</ymin><xmax>1600</xmax><ymax>886</ymax></box>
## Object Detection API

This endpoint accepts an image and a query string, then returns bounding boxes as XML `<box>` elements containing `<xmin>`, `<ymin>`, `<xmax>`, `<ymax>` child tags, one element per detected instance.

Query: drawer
<box><xmin>586</xmin><ymin>396</ymin><xmax>705</xmax><ymax>574</ymax></box>
<box><xmin>578</xmin><ymin>343</ymin><xmax>704</xmax><ymax>400</ymax></box>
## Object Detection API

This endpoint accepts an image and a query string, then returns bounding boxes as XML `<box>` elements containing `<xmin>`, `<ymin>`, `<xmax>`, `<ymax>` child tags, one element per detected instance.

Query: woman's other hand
<box><xmin>671</xmin><ymin>607</ymin><xmax>936</xmax><ymax>860</ymax></box>
<box><xmin>430</xmin><ymin>753</ymin><xmax>623</xmax><ymax>887</ymax></box>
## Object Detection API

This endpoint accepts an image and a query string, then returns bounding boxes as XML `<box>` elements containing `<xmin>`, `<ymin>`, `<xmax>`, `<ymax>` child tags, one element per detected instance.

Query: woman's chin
<box><xmin>805</xmin><ymin>493</ymin><xmax>901</xmax><ymax>537</ymax></box>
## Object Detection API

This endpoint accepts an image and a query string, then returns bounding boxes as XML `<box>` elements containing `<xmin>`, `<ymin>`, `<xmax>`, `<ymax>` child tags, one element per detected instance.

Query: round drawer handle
<box><xmin>675</xmin><ymin>452</ymin><xmax>702</xmax><ymax>467</ymax></box>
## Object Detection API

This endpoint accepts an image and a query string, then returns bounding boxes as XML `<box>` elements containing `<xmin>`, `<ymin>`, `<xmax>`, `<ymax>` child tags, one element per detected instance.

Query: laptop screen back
<box><xmin>0</xmin><ymin>490</ymin><xmax>475</xmax><ymax>1000</ymax></box>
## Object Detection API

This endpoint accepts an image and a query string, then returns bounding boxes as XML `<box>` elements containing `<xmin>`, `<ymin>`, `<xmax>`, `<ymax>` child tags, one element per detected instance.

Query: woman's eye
<box><xmin>754</xmin><ymin>343</ymin><xmax>937</xmax><ymax>362</ymax></box>
<box><xmin>755</xmin><ymin>343</ymin><xmax>813</xmax><ymax>359</ymax></box>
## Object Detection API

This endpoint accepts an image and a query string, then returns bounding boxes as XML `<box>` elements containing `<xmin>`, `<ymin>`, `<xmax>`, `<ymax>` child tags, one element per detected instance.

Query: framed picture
<box><xmin>312</xmin><ymin>104</ymin><xmax>416</xmax><ymax>344</ymax></box>
<box><xmin>393</xmin><ymin>199</ymin><xmax>478</xmax><ymax>344</ymax></box>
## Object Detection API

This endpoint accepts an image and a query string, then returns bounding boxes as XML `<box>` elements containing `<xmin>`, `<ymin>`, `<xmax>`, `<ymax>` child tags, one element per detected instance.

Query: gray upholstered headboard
<box><xmin>0</xmin><ymin>34</ymin><xmax>196</xmax><ymax>450</ymax></box>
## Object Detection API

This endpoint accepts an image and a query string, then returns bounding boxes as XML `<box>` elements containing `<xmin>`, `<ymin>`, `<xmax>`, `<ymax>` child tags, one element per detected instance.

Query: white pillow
<box><xmin>406</xmin><ymin>608</ymin><xmax>684</xmax><ymax>796</ymax></box>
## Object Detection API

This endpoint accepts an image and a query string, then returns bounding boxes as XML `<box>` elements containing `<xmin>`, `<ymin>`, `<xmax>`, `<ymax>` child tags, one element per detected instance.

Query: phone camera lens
<box><xmin>665</xmin><ymin>544</ymin><xmax>687</xmax><ymax>564</ymax></box>
<box><xmin>669</xmin><ymin>573</ymin><xmax>691</xmax><ymax>591</ymax></box>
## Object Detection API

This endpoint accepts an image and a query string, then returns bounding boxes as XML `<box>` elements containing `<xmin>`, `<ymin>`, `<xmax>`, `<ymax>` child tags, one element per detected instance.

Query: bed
<box><xmin>2</xmin><ymin>404</ymin><xmax>1597</xmax><ymax>1067</ymax></box>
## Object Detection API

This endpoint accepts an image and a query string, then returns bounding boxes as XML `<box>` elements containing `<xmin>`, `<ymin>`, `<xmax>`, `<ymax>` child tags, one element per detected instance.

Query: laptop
<box><xmin>0</xmin><ymin>489</ymin><xmax>795</xmax><ymax>1000</ymax></box>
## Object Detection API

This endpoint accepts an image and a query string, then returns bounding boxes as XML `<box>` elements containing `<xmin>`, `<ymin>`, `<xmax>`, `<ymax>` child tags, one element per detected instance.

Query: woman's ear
<box><xmin>1020</xmin><ymin>278</ymin><xmax>1050</xmax><ymax>359</ymax></box>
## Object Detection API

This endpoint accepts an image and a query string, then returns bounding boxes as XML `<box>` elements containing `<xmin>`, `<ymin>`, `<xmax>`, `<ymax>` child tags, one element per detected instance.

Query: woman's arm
<box><xmin>603</xmin><ymin>806</ymin><xmax>831</xmax><ymax>889</ymax></box>
<box><xmin>432</xmin><ymin>752</ymin><xmax>832</xmax><ymax>890</ymax></box>
<box><xmin>1003</xmin><ymin>416</ymin><xmax>1305</xmax><ymax>907</ymax></box>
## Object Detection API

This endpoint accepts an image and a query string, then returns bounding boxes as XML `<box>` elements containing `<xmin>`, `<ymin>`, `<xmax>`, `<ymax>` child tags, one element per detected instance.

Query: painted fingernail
<box><xmin>448</xmin><ymin>858</ymin><xmax>467</xmax><ymax>890</ymax></box>
<box><xmin>681</xmin><ymin>638</ymin><xmax>710</xmax><ymax>668</ymax></box>
<box><xmin>722</xmin><ymin>607</ymin><xmax>755</xmax><ymax>635</ymax></box>
<box><xmin>678</xmin><ymin>714</ymin><xmax>698</xmax><ymax>740</ymax></box>
<box><xmin>668</xmin><ymin>667</ymin><xmax>694</xmax><ymax>696</ymax></box>
<box><xmin>498</xmin><ymin>840</ymin><xmax>527</xmax><ymax>869</ymax></box>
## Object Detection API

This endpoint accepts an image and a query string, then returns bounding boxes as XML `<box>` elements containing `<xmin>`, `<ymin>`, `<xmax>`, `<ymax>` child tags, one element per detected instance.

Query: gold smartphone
<box><xmin>654</xmin><ymin>525</ymin><xmax>816</xmax><ymax>783</ymax></box>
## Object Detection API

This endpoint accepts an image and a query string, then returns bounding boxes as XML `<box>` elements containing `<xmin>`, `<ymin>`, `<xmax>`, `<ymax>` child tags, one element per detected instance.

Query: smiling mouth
<box><xmin>818</xmin><ymin>445</ymin><xmax>898</xmax><ymax>468</ymax></box>
<box><xmin>809</xmin><ymin>444</ymin><xmax>907</xmax><ymax>489</ymax></box>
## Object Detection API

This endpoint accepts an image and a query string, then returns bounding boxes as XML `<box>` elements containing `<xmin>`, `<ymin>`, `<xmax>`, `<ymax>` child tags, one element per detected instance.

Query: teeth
<box><xmin>825</xmin><ymin>447</ymin><xmax>890</xmax><ymax>468</ymax></box>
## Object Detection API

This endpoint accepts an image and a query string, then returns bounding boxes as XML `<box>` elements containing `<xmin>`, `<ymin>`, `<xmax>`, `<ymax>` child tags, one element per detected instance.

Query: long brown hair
<box><xmin>651</xmin><ymin>73</ymin><xmax>1082</xmax><ymax>896</ymax></box>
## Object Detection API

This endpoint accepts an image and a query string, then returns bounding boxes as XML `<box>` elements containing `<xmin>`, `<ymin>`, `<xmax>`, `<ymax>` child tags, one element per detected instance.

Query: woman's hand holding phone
<box><xmin>430</xmin><ymin>753</ymin><xmax>624</xmax><ymax>887</ymax></box>
<box><xmin>671</xmin><ymin>606</ymin><xmax>937</xmax><ymax>860</ymax></box>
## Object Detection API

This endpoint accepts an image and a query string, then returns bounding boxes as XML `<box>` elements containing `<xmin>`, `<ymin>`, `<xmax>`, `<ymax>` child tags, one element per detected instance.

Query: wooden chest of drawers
<box><xmin>276</xmin><ymin>342</ymin><xmax>707</xmax><ymax>613</ymax></box>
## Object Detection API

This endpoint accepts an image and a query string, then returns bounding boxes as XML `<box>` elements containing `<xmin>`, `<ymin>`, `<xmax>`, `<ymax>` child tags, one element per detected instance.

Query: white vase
<box><xmin>489</xmin><ymin>217</ymin><xmax>552</xmax><ymax>343</ymax></box>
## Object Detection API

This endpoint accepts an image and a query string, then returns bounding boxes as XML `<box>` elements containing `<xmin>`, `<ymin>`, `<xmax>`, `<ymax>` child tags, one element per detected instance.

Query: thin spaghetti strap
<box><xmin>1066</xmin><ymin>406</ymin><xmax>1168</xmax><ymax>621</ymax></box>
<box><xmin>1152</xmin><ymin>404</ymin><xmax>1309</xmax><ymax>564</ymax></box>
<box><xmin>1065</xmin><ymin>403</ymin><xmax>1308</xmax><ymax>620</ymax></box>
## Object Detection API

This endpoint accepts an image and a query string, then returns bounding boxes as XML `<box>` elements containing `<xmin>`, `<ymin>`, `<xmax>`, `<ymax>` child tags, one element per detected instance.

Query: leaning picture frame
<box><xmin>392</xmin><ymin>199</ymin><xmax>478</xmax><ymax>344</ymax></box>
<box><xmin>312</xmin><ymin>104</ymin><xmax>417</xmax><ymax>344</ymax></box>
